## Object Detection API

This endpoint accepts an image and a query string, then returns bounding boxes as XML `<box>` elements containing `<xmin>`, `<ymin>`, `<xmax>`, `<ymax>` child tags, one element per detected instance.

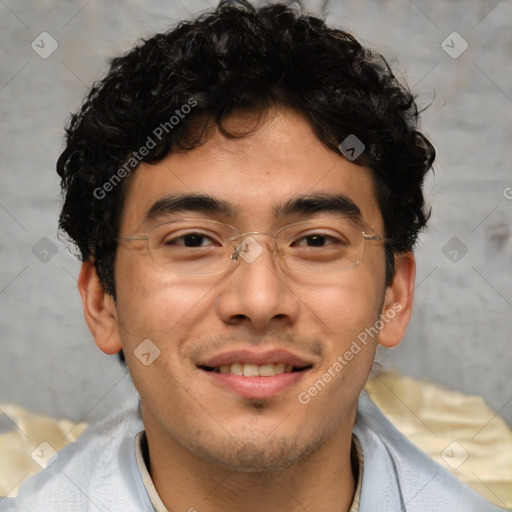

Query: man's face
<box><xmin>112</xmin><ymin>107</ymin><xmax>389</xmax><ymax>470</ymax></box>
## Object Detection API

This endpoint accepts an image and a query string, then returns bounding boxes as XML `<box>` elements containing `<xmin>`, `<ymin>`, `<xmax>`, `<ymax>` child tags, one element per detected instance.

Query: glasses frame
<box><xmin>117</xmin><ymin>217</ymin><xmax>387</xmax><ymax>276</ymax></box>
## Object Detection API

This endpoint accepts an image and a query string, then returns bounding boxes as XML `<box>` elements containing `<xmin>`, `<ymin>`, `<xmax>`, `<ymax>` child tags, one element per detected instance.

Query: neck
<box><xmin>143</xmin><ymin>409</ymin><xmax>358</xmax><ymax>512</ymax></box>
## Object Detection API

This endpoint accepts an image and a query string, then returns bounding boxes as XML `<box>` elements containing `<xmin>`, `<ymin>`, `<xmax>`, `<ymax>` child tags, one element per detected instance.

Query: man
<box><xmin>3</xmin><ymin>1</ymin><xmax>504</xmax><ymax>510</ymax></box>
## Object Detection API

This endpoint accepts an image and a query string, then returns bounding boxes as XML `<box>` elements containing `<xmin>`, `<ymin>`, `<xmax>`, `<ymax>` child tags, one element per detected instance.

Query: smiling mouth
<box><xmin>199</xmin><ymin>362</ymin><xmax>313</xmax><ymax>377</ymax></box>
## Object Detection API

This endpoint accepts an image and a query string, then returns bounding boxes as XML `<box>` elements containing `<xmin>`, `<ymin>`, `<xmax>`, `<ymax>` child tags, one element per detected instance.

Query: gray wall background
<box><xmin>1</xmin><ymin>0</ymin><xmax>511</xmax><ymax>429</ymax></box>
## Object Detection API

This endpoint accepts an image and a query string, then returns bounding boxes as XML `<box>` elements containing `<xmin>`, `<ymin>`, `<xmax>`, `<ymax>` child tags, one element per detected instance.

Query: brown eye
<box><xmin>166</xmin><ymin>233</ymin><xmax>211</xmax><ymax>247</ymax></box>
<box><xmin>293</xmin><ymin>234</ymin><xmax>343</xmax><ymax>247</ymax></box>
<box><xmin>304</xmin><ymin>235</ymin><xmax>328</xmax><ymax>247</ymax></box>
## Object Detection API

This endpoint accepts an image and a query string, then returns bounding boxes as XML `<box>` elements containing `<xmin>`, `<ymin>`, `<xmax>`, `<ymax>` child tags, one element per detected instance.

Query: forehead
<box><xmin>119</xmin><ymin>107</ymin><xmax>383</xmax><ymax>233</ymax></box>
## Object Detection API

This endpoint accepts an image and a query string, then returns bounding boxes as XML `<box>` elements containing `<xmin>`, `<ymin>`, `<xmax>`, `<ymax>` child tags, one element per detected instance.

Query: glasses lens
<box><xmin>148</xmin><ymin>220</ymin><xmax>237</xmax><ymax>275</ymax></box>
<box><xmin>277</xmin><ymin>218</ymin><xmax>366</xmax><ymax>274</ymax></box>
<box><xmin>144</xmin><ymin>218</ymin><xmax>371</xmax><ymax>276</ymax></box>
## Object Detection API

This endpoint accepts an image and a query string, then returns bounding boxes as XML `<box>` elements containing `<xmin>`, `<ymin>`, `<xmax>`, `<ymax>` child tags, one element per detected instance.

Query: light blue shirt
<box><xmin>1</xmin><ymin>392</ymin><xmax>504</xmax><ymax>511</ymax></box>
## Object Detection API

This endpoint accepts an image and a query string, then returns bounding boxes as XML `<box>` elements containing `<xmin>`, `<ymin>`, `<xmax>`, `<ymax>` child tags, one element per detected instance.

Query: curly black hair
<box><xmin>57</xmin><ymin>0</ymin><xmax>434</xmax><ymax>299</ymax></box>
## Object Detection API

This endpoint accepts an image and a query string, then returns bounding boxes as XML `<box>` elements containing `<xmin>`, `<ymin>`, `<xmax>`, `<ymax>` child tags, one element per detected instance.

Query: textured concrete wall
<box><xmin>1</xmin><ymin>0</ymin><xmax>511</xmax><ymax>431</ymax></box>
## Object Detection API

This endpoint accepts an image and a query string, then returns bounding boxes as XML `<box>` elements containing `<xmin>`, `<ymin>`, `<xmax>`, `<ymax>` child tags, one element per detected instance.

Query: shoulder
<box><xmin>354</xmin><ymin>392</ymin><xmax>506</xmax><ymax>511</ymax></box>
<box><xmin>0</xmin><ymin>401</ymin><xmax>151</xmax><ymax>512</ymax></box>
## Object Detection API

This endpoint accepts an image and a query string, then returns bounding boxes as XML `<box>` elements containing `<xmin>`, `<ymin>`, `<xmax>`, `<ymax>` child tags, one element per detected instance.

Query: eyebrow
<box><xmin>144</xmin><ymin>192</ymin><xmax>362</xmax><ymax>224</ymax></box>
<box><xmin>144</xmin><ymin>193</ymin><xmax>234</xmax><ymax>223</ymax></box>
<box><xmin>274</xmin><ymin>193</ymin><xmax>362</xmax><ymax>222</ymax></box>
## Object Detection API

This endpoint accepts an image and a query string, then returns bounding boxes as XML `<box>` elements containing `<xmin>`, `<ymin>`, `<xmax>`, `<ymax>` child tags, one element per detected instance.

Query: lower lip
<box><xmin>200</xmin><ymin>369</ymin><xmax>309</xmax><ymax>399</ymax></box>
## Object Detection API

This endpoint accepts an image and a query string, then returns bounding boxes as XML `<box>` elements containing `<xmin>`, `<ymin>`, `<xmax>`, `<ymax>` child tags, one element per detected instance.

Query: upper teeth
<box><xmin>217</xmin><ymin>363</ymin><xmax>294</xmax><ymax>376</ymax></box>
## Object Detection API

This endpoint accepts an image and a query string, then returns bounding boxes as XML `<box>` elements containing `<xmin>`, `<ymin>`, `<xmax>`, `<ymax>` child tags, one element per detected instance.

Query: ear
<box><xmin>378</xmin><ymin>252</ymin><xmax>416</xmax><ymax>348</ymax></box>
<box><xmin>77</xmin><ymin>261</ymin><xmax>122</xmax><ymax>355</ymax></box>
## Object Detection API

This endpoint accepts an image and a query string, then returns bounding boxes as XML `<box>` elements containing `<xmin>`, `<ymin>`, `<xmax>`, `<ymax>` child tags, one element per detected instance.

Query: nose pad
<box><xmin>230</xmin><ymin>234</ymin><xmax>280</xmax><ymax>266</ymax></box>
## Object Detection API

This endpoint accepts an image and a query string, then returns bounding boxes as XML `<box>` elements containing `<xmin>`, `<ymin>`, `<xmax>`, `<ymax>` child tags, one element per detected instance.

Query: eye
<box><xmin>161</xmin><ymin>231</ymin><xmax>220</xmax><ymax>248</ymax></box>
<box><xmin>292</xmin><ymin>232</ymin><xmax>345</xmax><ymax>248</ymax></box>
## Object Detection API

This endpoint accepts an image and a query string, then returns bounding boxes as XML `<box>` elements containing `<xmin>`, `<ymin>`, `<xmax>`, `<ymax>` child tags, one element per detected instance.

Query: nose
<box><xmin>214</xmin><ymin>234</ymin><xmax>300</xmax><ymax>330</ymax></box>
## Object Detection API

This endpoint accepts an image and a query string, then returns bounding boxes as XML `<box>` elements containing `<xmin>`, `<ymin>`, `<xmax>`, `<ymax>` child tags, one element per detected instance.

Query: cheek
<box><xmin>300</xmin><ymin>270</ymin><xmax>384</xmax><ymax>343</ymax></box>
<box><xmin>114</xmin><ymin>274</ymin><xmax>219</xmax><ymax>415</ymax></box>
<box><xmin>114</xmin><ymin>251</ymin><xmax>218</xmax><ymax>352</ymax></box>
<box><xmin>295</xmin><ymin>278</ymin><xmax>381</xmax><ymax>415</ymax></box>
<box><xmin>117</xmin><ymin>280</ymin><xmax>214</xmax><ymax>347</ymax></box>
<box><xmin>298</xmin><ymin>272</ymin><xmax>383</xmax><ymax>380</ymax></box>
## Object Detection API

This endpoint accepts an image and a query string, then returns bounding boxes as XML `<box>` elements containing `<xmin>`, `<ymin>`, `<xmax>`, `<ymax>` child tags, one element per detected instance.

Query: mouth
<box><xmin>199</xmin><ymin>362</ymin><xmax>312</xmax><ymax>377</ymax></box>
<box><xmin>196</xmin><ymin>349</ymin><xmax>315</xmax><ymax>399</ymax></box>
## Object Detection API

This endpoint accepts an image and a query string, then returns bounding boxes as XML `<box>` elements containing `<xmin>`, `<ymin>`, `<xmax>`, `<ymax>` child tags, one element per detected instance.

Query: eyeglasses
<box><xmin>117</xmin><ymin>218</ymin><xmax>385</xmax><ymax>277</ymax></box>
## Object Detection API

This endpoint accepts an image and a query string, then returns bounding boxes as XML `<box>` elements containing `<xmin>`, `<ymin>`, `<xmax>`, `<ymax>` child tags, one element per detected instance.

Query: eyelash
<box><xmin>163</xmin><ymin>231</ymin><xmax>345</xmax><ymax>248</ymax></box>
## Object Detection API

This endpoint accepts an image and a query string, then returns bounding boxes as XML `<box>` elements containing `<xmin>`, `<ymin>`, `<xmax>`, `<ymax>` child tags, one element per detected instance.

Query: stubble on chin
<box><xmin>183</xmin><ymin>408</ymin><xmax>344</xmax><ymax>474</ymax></box>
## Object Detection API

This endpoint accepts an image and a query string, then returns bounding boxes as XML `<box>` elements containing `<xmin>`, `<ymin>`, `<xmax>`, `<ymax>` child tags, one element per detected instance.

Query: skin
<box><xmin>79</xmin><ymin>106</ymin><xmax>415</xmax><ymax>512</ymax></box>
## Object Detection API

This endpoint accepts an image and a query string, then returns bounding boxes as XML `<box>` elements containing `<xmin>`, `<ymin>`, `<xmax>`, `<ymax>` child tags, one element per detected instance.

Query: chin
<box><xmin>183</xmin><ymin>425</ymin><xmax>330</xmax><ymax>473</ymax></box>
